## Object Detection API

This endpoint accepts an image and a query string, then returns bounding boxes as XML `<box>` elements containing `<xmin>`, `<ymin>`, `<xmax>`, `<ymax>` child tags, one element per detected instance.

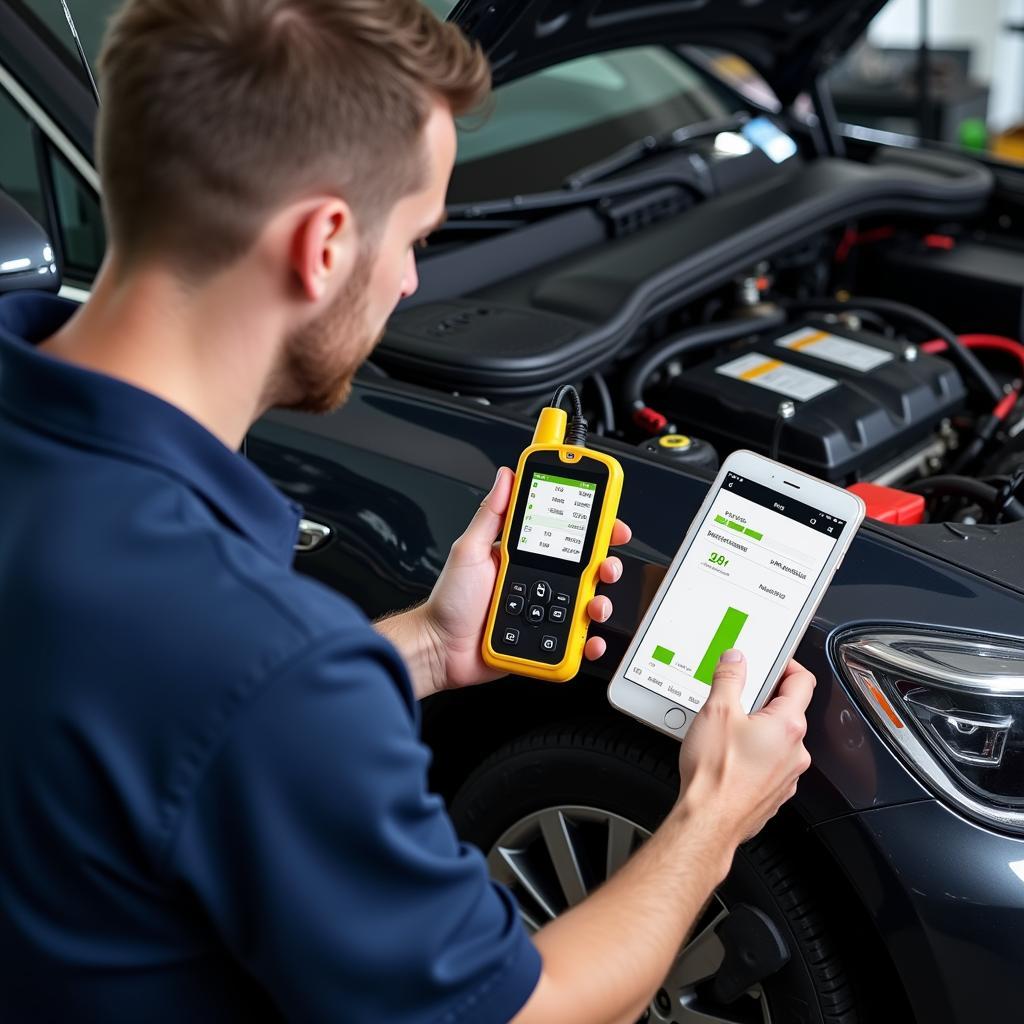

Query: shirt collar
<box><xmin>0</xmin><ymin>291</ymin><xmax>302</xmax><ymax>565</ymax></box>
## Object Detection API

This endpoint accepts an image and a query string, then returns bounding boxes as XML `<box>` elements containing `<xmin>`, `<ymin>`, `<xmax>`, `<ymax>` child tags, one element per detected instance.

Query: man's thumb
<box><xmin>462</xmin><ymin>467</ymin><xmax>513</xmax><ymax>550</ymax></box>
<box><xmin>706</xmin><ymin>649</ymin><xmax>747</xmax><ymax>708</ymax></box>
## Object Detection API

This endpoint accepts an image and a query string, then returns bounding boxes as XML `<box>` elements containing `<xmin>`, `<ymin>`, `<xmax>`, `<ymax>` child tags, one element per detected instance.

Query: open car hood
<box><xmin>447</xmin><ymin>0</ymin><xmax>889</xmax><ymax>104</ymax></box>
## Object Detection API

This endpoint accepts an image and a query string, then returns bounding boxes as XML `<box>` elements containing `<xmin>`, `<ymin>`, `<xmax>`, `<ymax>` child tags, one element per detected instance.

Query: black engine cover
<box><xmin>654</xmin><ymin>320</ymin><xmax>966</xmax><ymax>483</ymax></box>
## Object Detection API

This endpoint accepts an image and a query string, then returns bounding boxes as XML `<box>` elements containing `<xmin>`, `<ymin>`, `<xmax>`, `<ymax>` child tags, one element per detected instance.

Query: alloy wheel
<box><xmin>487</xmin><ymin>805</ymin><xmax>771</xmax><ymax>1024</ymax></box>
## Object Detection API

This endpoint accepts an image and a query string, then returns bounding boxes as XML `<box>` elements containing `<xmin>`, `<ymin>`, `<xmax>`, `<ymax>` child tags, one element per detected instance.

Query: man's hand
<box><xmin>511</xmin><ymin>651</ymin><xmax>815</xmax><ymax>1024</ymax></box>
<box><xmin>378</xmin><ymin>467</ymin><xmax>631</xmax><ymax>700</ymax></box>
<box><xmin>677</xmin><ymin>650</ymin><xmax>814</xmax><ymax>844</ymax></box>
<box><xmin>426</xmin><ymin>466</ymin><xmax>631</xmax><ymax>692</ymax></box>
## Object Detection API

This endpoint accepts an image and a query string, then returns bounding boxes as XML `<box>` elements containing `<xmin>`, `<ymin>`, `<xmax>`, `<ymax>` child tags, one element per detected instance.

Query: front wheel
<box><xmin>449</xmin><ymin>720</ymin><xmax>860</xmax><ymax>1024</ymax></box>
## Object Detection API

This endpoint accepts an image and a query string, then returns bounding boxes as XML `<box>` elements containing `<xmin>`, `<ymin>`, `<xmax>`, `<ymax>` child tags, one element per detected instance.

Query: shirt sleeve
<box><xmin>163</xmin><ymin>630</ymin><xmax>541</xmax><ymax>1024</ymax></box>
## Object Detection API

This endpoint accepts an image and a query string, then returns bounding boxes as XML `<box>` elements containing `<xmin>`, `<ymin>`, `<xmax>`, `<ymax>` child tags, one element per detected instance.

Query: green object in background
<box><xmin>959</xmin><ymin>117</ymin><xmax>988</xmax><ymax>152</ymax></box>
<box><xmin>694</xmin><ymin>607</ymin><xmax>749</xmax><ymax>685</ymax></box>
<box><xmin>653</xmin><ymin>645</ymin><xmax>675</xmax><ymax>666</ymax></box>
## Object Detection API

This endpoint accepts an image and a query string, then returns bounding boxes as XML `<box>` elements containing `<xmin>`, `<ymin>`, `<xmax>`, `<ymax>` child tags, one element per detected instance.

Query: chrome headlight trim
<box><xmin>834</xmin><ymin>626</ymin><xmax>1024</xmax><ymax>836</ymax></box>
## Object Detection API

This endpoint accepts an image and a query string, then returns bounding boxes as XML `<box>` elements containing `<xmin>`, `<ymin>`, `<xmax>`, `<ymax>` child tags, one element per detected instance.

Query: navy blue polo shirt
<box><xmin>0</xmin><ymin>292</ymin><xmax>540</xmax><ymax>1023</ymax></box>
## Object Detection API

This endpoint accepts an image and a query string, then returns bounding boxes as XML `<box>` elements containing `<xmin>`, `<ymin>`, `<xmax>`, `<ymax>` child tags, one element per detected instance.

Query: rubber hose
<box><xmin>589</xmin><ymin>373</ymin><xmax>616</xmax><ymax>434</ymax></box>
<box><xmin>624</xmin><ymin>311</ymin><xmax>787</xmax><ymax>409</ymax></box>
<box><xmin>904</xmin><ymin>475</ymin><xmax>1024</xmax><ymax>521</ymax></box>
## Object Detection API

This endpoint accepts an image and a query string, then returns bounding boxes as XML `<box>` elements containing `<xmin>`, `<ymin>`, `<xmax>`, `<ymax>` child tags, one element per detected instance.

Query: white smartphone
<box><xmin>608</xmin><ymin>450</ymin><xmax>865</xmax><ymax>741</ymax></box>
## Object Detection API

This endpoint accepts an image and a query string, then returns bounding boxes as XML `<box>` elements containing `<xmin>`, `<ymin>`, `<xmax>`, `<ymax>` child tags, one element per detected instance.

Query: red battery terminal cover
<box><xmin>847</xmin><ymin>482</ymin><xmax>925</xmax><ymax>525</ymax></box>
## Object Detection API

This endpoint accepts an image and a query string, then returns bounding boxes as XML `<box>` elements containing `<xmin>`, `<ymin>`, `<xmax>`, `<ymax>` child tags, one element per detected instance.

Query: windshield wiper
<box><xmin>446</xmin><ymin>162</ymin><xmax>711</xmax><ymax>222</ymax></box>
<box><xmin>446</xmin><ymin>114</ymin><xmax>747</xmax><ymax>224</ymax></box>
<box><xmin>564</xmin><ymin>113</ymin><xmax>749</xmax><ymax>189</ymax></box>
<box><xmin>59</xmin><ymin>0</ymin><xmax>100</xmax><ymax>105</ymax></box>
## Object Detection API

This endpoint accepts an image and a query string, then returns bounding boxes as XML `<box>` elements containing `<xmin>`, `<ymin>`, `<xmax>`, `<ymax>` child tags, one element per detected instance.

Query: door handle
<box><xmin>296</xmin><ymin>518</ymin><xmax>332</xmax><ymax>553</ymax></box>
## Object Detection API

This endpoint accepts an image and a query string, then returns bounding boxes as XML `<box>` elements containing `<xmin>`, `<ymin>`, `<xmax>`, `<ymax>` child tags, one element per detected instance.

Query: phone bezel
<box><xmin>607</xmin><ymin>450</ymin><xmax>866</xmax><ymax>741</ymax></box>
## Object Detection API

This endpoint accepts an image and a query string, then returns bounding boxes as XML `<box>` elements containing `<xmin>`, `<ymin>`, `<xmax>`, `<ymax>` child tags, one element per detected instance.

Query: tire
<box><xmin>449</xmin><ymin>719</ymin><xmax>860</xmax><ymax>1024</ymax></box>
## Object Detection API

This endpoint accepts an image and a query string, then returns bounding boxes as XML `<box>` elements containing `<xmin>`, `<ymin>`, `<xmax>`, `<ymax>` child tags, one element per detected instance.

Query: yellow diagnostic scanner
<box><xmin>483</xmin><ymin>386</ymin><xmax>624</xmax><ymax>682</ymax></box>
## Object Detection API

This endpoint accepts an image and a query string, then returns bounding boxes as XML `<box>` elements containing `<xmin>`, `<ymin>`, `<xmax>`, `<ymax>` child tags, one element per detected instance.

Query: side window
<box><xmin>0</xmin><ymin>84</ymin><xmax>104</xmax><ymax>284</ymax></box>
<box><xmin>0</xmin><ymin>87</ymin><xmax>46</xmax><ymax>228</ymax></box>
<box><xmin>49</xmin><ymin>152</ymin><xmax>104</xmax><ymax>281</ymax></box>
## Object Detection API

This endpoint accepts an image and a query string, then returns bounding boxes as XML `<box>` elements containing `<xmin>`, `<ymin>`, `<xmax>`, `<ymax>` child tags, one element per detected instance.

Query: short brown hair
<box><xmin>97</xmin><ymin>0</ymin><xmax>490</xmax><ymax>276</ymax></box>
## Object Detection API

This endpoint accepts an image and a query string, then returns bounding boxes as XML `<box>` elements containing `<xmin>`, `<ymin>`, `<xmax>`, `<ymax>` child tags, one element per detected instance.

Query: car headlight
<box><xmin>835</xmin><ymin>629</ymin><xmax>1024</xmax><ymax>834</ymax></box>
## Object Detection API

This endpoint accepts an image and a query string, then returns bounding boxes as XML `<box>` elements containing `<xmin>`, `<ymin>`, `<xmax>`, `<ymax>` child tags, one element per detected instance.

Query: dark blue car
<box><xmin>2</xmin><ymin>1</ymin><xmax>1024</xmax><ymax>1021</ymax></box>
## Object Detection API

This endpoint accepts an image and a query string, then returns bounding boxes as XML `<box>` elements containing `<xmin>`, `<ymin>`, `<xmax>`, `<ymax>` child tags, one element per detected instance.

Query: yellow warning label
<box><xmin>775</xmin><ymin>327</ymin><xmax>893</xmax><ymax>372</ymax></box>
<box><xmin>716</xmin><ymin>352</ymin><xmax>838</xmax><ymax>401</ymax></box>
<box><xmin>739</xmin><ymin>359</ymin><xmax>784</xmax><ymax>381</ymax></box>
<box><xmin>787</xmin><ymin>330</ymin><xmax>829</xmax><ymax>351</ymax></box>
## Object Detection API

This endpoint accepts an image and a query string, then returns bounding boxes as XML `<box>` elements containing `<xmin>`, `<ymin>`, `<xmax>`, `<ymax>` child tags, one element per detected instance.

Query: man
<box><xmin>0</xmin><ymin>1</ymin><xmax>814</xmax><ymax>1022</ymax></box>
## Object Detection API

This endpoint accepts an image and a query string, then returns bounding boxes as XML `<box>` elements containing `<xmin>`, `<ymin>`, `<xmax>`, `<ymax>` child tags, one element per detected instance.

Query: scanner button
<box><xmin>527</xmin><ymin>604</ymin><xmax>546</xmax><ymax>624</ymax></box>
<box><xmin>664</xmin><ymin>708</ymin><xmax>687</xmax><ymax>730</ymax></box>
<box><xmin>505</xmin><ymin>595</ymin><xmax>524</xmax><ymax>615</ymax></box>
<box><xmin>548</xmin><ymin>605</ymin><xmax>567</xmax><ymax>624</ymax></box>
<box><xmin>531</xmin><ymin>581</ymin><xmax>552</xmax><ymax>605</ymax></box>
<box><xmin>540</xmin><ymin>635</ymin><xmax>559</xmax><ymax>654</ymax></box>
<box><xmin>510</xmin><ymin>582</ymin><xmax>527</xmax><ymax>596</ymax></box>
<box><xmin>501</xmin><ymin>628</ymin><xmax>520</xmax><ymax>646</ymax></box>
<box><xmin>553</xmin><ymin>592</ymin><xmax>571</xmax><ymax>606</ymax></box>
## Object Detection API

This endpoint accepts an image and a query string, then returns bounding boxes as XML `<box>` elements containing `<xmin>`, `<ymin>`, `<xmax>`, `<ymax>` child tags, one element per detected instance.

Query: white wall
<box><xmin>868</xmin><ymin>0</ymin><xmax>1024</xmax><ymax>131</ymax></box>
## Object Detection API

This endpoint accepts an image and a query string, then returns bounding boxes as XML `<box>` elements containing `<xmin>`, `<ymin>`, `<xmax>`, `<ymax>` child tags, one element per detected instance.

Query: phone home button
<box><xmin>664</xmin><ymin>708</ymin><xmax>687</xmax><ymax>730</ymax></box>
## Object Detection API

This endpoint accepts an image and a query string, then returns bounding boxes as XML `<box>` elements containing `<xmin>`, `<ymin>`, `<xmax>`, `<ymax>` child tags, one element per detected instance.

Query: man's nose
<box><xmin>400</xmin><ymin>249</ymin><xmax>419</xmax><ymax>300</ymax></box>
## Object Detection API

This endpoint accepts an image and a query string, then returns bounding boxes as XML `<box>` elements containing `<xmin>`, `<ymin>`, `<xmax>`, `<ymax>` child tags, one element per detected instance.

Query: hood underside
<box><xmin>448</xmin><ymin>0</ymin><xmax>889</xmax><ymax>104</ymax></box>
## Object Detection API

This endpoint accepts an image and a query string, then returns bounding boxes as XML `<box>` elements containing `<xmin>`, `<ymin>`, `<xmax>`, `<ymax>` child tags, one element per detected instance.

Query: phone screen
<box><xmin>626</xmin><ymin>472</ymin><xmax>846</xmax><ymax>713</ymax></box>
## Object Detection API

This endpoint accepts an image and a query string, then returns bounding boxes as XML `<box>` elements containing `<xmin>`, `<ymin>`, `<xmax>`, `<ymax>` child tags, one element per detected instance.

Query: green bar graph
<box><xmin>726</xmin><ymin>520</ymin><xmax>745</xmax><ymax>533</ymax></box>
<box><xmin>653</xmin><ymin>645</ymin><xmax>675</xmax><ymax>665</ymax></box>
<box><xmin>694</xmin><ymin>607</ymin><xmax>749</xmax><ymax>685</ymax></box>
<box><xmin>744</xmin><ymin>528</ymin><xmax>763</xmax><ymax>541</ymax></box>
<box><xmin>714</xmin><ymin>515</ymin><xmax>728</xmax><ymax>525</ymax></box>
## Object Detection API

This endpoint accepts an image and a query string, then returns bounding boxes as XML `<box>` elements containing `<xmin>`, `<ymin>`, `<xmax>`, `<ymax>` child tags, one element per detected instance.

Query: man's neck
<box><xmin>38</xmin><ymin>257</ymin><xmax>281</xmax><ymax>451</ymax></box>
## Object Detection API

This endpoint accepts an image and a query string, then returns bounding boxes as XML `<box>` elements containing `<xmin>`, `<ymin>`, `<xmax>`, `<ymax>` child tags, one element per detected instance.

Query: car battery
<box><xmin>654</xmin><ymin>321</ymin><xmax>967</xmax><ymax>483</ymax></box>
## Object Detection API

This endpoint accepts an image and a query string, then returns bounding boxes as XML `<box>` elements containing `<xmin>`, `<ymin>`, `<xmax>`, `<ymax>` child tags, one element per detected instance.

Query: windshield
<box><xmin>19</xmin><ymin>0</ymin><xmax>734</xmax><ymax>201</ymax></box>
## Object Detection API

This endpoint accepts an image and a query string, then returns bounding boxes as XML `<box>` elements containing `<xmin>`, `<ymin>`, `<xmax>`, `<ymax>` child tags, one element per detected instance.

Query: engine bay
<box><xmin>377</xmin><ymin>116</ymin><xmax>1024</xmax><ymax>532</ymax></box>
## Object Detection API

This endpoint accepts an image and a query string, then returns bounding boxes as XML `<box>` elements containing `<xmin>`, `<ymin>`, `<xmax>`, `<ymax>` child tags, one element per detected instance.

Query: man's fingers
<box><xmin>610</xmin><ymin>520</ymin><xmax>632</xmax><ymax>546</ymax></box>
<box><xmin>584</xmin><ymin>635</ymin><xmax>607</xmax><ymax>661</ymax></box>
<box><xmin>456</xmin><ymin>467</ymin><xmax>513</xmax><ymax>555</ymax></box>
<box><xmin>587</xmin><ymin>595</ymin><xmax>612</xmax><ymax>623</ymax></box>
<box><xmin>756</xmin><ymin>693</ymin><xmax>809</xmax><ymax>743</ymax></box>
<box><xmin>706</xmin><ymin>649</ymin><xmax>746</xmax><ymax>708</ymax></box>
<box><xmin>770</xmin><ymin>661</ymin><xmax>816</xmax><ymax>710</ymax></box>
<box><xmin>598</xmin><ymin>557</ymin><xmax>623</xmax><ymax>584</ymax></box>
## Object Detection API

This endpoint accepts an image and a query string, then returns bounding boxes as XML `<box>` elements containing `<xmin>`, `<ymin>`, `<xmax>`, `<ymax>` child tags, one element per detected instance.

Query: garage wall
<box><xmin>868</xmin><ymin>0</ymin><xmax>1024</xmax><ymax>132</ymax></box>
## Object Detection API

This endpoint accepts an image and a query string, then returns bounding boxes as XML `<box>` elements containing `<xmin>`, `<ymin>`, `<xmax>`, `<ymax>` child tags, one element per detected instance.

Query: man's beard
<box><xmin>275</xmin><ymin>247</ymin><xmax>383</xmax><ymax>414</ymax></box>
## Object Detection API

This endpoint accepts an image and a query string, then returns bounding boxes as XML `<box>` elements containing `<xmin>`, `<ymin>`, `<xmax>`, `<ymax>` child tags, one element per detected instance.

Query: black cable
<box><xmin>770</xmin><ymin>417</ymin><xmax>784</xmax><ymax>462</ymax></box>
<box><xmin>589</xmin><ymin>373</ymin><xmax>616</xmax><ymax>435</ymax></box>
<box><xmin>782</xmin><ymin>297</ymin><xmax>1004</xmax><ymax>406</ymax></box>
<box><xmin>770</xmin><ymin>403</ymin><xmax>796</xmax><ymax>463</ymax></box>
<box><xmin>551</xmin><ymin>384</ymin><xmax>583</xmax><ymax>419</ymax></box>
<box><xmin>947</xmin><ymin>413</ymin><xmax>1001</xmax><ymax>475</ymax></box>
<box><xmin>551</xmin><ymin>384</ymin><xmax>588</xmax><ymax>447</ymax></box>
<box><xmin>623</xmin><ymin>312</ymin><xmax>787</xmax><ymax>409</ymax></box>
<box><xmin>904</xmin><ymin>475</ymin><xmax>1024</xmax><ymax>521</ymax></box>
<box><xmin>995</xmin><ymin>465</ymin><xmax>1024</xmax><ymax>523</ymax></box>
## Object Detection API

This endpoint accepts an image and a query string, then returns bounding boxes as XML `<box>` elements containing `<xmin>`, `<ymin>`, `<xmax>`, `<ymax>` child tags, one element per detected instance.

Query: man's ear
<box><xmin>290</xmin><ymin>198</ymin><xmax>358</xmax><ymax>302</ymax></box>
